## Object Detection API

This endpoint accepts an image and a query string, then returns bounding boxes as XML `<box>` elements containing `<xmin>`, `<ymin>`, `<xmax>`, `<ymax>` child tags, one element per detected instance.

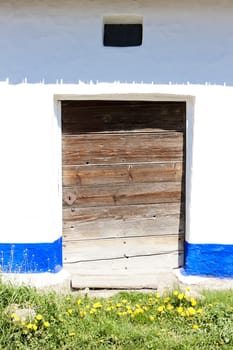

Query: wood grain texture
<box><xmin>64</xmin><ymin>252</ymin><xmax>184</xmax><ymax>275</ymax></box>
<box><xmin>63</xmin><ymin>132</ymin><xmax>184</xmax><ymax>165</ymax></box>
<box><xmin>62</xmin><ymin>100</ymin><xmax>186</xmax><ymax>134</ymax></box>
<box><xmin>71</xmin><ymin>274</ymin><xmax>159</xmax><ymax>289</ymax></box>
<box><xmin>63</xmin><ymin>162</ymin><xmax>183</xmax><ymax>186</ymax></box>
<box><xmin>63</xmin><ymin>235</ymin><xmax>183</xmax><ymax>263</ymax></box>
<box><xmin>63</xmin><ymin>182</ymin><xmax>182</xmax><ymax>208</ymax></box>
<box><xmin>63</xmin><ymin>203</ymin><xmax>183</xmax><ymax>221</ymax></box>
<box><xmin>63</xmin><ymin>216</ymin><xmax>184</xmax><ymax>240</ymax></box>
<box><xmin>62</xmin><ymin>100</ymin><xmax>185</xmax><ymax>279</ymax></box>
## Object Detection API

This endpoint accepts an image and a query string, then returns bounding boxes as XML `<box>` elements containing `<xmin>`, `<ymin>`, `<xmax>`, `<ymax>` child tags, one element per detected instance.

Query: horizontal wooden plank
<box><xmin>63</xmin><ymin>182</ymin><xmax>182</xmax><ymax>208</ymax></box>
<box><xmin>71</xmin><ymin>274</ymin><xmax>159</xmax><ymax>289</ymax></box>
<box><xmin>64</xmin><ymin>252</ymin><xmax>184</xmax><ymax>276</ymax></box>
<box><xmin>63</xmin><ymin>235</ymin><xmax>183</xmax><ymax>263</ymax></box>
<box><xmin>62</xmin><ymin>132</ymin><xmax>184</xmax><ymax>165</ymax></box>
<box><xmin>62</xmin><ymin>162</ymin><xmax>183</xmax><ymax>186</ymax></box>
<box><xmin>63</xmin><ymin>203</ymin><xmax>183</xmax><ymax>221</ymax></box>
<box><xmin>63</xmin><ymin>215</ymin><xmax>184</xmax><ymax>240</ymax></box>
<box><xmin>62</xmin><ymin>100</ymin><xmax>186</xmax><ymax>134</ymax></box>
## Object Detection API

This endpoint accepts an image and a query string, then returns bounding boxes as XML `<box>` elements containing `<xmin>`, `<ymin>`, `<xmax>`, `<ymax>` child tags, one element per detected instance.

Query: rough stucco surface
<box><xmin>0</xmin><ymin>0</ymin><xmax>233</xmax><ymax>84</ymax></box>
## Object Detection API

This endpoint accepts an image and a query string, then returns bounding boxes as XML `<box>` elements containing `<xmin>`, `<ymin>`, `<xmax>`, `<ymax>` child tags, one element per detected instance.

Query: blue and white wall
<box><xmin>1</xmin><ymin>0</ymin><xmax>233</xmax><ymax>285</ymax></box>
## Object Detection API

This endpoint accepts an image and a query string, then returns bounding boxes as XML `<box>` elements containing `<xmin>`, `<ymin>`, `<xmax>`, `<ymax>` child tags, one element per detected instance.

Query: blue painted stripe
<box><xmin>0</xmin><ymin>237</ymin><xmax>62</xmax><ymax>273</ymax></box>
<box><xmin>184</xmin><ymin>241</ymin><xmax>233</xmax><ymax>278</ymax></box>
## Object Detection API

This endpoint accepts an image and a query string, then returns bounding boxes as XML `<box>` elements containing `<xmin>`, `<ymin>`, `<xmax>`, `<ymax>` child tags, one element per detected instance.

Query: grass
<box><xmin>0</xmin><ymin>281</ymin><xmax>233</xmax><ymax>349</ymax></box>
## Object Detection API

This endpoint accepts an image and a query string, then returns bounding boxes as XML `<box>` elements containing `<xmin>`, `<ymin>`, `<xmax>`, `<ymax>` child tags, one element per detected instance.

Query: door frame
<box><xmin>54</xmin><ymin>91</ymin><xmax>195</xmax><ymax>269</ymax></box>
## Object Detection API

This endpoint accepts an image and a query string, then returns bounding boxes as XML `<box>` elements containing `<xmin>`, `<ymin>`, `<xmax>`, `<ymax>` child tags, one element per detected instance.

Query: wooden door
<box><xmin>62</xmin><ymin>101</ymin><xmax>185</xmax><ymax>287</ymax></box>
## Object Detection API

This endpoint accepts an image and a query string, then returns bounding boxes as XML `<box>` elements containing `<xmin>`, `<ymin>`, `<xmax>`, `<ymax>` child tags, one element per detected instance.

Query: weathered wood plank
<box><xmin>63</xmin><ymin>215</ymin><xmax>184</xmax><ymax>240</ymax></box>
<box><xmin>62</xmin><ymin>162</ymin><xmax>183</xmax><ymax>186</ymax></box>
<box><xmin>62</xmin><ymin>100</ymin><xmax>186</xmax><ymax>134</ymax></box>
<box><xmin>62</xmin><ymin>132</ymin><xmax>184</xmax><ymax>165</ymax></box>
<box><xmin>64</xmin><ymin>252</ymin><xmax>184</xmax><ymax>276</ymax></box>
<box><xmin>71</xmin><ymin>274</ymin><xmax>159</xmax><ymax>289</ymax></box>
<box><xmin>63</xmin><ymin>182</ymin><xmax>182</xmax><ymax>208</ymax></box>
<box><xmin>63</xmin><ymin>235</ymin><xmax>183</xmax><ymax>263</ymax></box>
<box><xmin>63</xmin><ymin>203</ymin><xmax>183</xmax><ymax>221</ymax></box>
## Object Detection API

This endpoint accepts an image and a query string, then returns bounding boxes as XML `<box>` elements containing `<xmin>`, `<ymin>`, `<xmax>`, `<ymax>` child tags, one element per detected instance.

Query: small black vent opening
<box><xmin>103</xmin><ymin>24</ymin><xmax>142</xmax><ymax>47</ymax></box>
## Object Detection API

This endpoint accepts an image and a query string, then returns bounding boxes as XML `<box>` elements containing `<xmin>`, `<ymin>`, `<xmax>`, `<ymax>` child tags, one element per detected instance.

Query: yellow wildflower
<box><xmin>121</xmin><ymin>299</ymin><xmax>127</xmax><ymax>304</ymax></box>
<box><xmin>90</xmin><ymin>308</ymin><xmax>97</xmax><ymax>314</ymax></box>
<box><xmin>157</xmin><ymin>305</ymin><xmax>164</xmax><ymax>312</ymax></box>
<box><xmin>193</xmin><ymin>324</ymin><xmax>199</xmax><ymax>330</ymax></box>
<box><xmin>43</xmin><ymin>321</ymin><xmax>50</xmax><ymax>328</ymax></box>
<box><xmin>173</xmin><ymin>290</ymin><xmax>179</xmax><ymax>296</ymax></box>
<box><xmin>77</xmin><ymin>299</ymin><xmax>82</xmax><ymax>306</ymax></box>
<box><xmin>32</xmin><ymin>324</ymin><xmax>37</xmax><ymax>331</ymax></box>
<box><xmin>66</xmin><ymin>297</ymin><xmax>71</xmax><ymax>301</ymax></box>
<box><xmin>187</xmin><ymin>307</ymin><xmax>196</xmax><ymax>316</ymax></box>
<box><xmin>149</xmin><ymin>315</ymin><xmax>155</xmax><ymax>321</ymax></box>
<box><xmin>93</xmin><ymin>302</ymin><xmax>102</xmax><ymax>309</ymax></box>
<box><xmin>178</xmin><ymin>293</ymin><xmax>184</xmax><ymax>300</ymax></box>
<box><xmin>69</xmin><ymin>332</ymin><xmax>76</xmax><ymax>336</ymax></box>
<box><xmin>164</xmin><ymin>297</ymin><xmax>170</xmax><ymax>304</ymax></box>
<box><xmin>186</xmin><ymin>287</ymin><xmax>191</xmax><ymax>292</ymax></box>
<box><xmin>27</xmin><ymin>323</ymin><xmax>33</xmax><ymax>329</ymax></box>
<box><xmin>156</xmin><ymin>293</ymin><xmax>161</xmax><ymax>299</ymax></box>
<box><xmin>11</xmin><ymin>313</ymin><xmax>16</xmax><ymax>319</ymax></box>
<box><xmin>67</xmin><ymin>309</ymin><xmax>73</xmax><ymax>315</ymax></box>
<box><xmin>197</xmin><ymin>308</ymin><xmax>203</xmax><ymax>314</ymax></box>
<box><xmin>177</xmin><ymin>306</ymin><xmax>183</xmax><ymax>314</ymax></box>
<box><xmin>167</xmin><ymin>304</ymin><xmax>174</xmax><ymax>311</ymax></box>
<box><xmin>80</xmin><ymin>310</ymin><xmax>86</xmax><ymax>318</ymax></box>
<box><xmin>134</xmin><ymin>308</ymin><xmax>143</xmax><ymax>315</ymax></box>
<box><xmin>36</xmin><ymin>314</ymin><xmax>43</xmax><ymax>321</ymax></box>
<box><xmin>190</xmin><ymin>298</ymin><xmax>197</xmax><ymax>306</ymax></box>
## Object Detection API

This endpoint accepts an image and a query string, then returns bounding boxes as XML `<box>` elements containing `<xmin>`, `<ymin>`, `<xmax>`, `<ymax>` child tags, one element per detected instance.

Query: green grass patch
<box><xmin>0</xmin><ymin>281</ymin><xmax>233</xmax><ymax>349</ymax></box>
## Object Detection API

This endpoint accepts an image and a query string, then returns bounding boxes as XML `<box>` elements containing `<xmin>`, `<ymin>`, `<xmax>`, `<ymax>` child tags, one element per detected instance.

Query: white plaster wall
<box><xmin>0</xmin><ymin>0</ymin><xmax>233</xmax><ymax>84</ymax></box>
<box><xmin>0</xmin><ymin>84</ymin><xmax>59</xmax><ymax>243</ymax></box>
<box><xmin>189</xmin><ymin>88</ymin><xmax>233</xmax><ymax>244</ymax></box>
